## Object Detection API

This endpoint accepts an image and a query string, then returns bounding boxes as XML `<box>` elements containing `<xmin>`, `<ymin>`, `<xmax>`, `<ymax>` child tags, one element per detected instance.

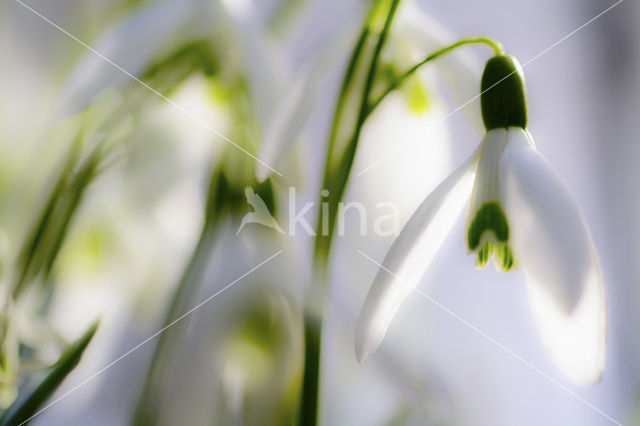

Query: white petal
<box><xmin>355</xmin><ymin>151</ymin><xmax>478</xmax><ymax>363</ymax></box>
<box><xmin>465</xmin><ymin>128</ymin><xmax>508</xmax><ymax>241</ymax></box>
<box><xmin>397</xmin><ymin>2</ymin><xmax>485</xmax><ymax>135</ymax></box>
<box><xmin>58</xmin><ymin>0</ymin><xmax>201</xmax><ymax>115</ymax></box>
<box><xmin>255</xmin><ymin>26</ymin><xmax>355</xmax><ymax>182</ymax></box>
<box><xmin>500</xmin><ymin>127</ymin><xmax>606</xmax><ymax>383</ymax></box>
<box><xmin>219</xmin><ymin>0</ymin><xmax>285</xmax><ymax>129</ymax></box>
<box><xmin>527</xmin><ymin>266</ymin><xmax>605</xmax><ymax>384</ymax></box>
<box><xmin>255</xmin><ymin>66</ymin><xmax>315</xmax><ymax>182</ymax></box>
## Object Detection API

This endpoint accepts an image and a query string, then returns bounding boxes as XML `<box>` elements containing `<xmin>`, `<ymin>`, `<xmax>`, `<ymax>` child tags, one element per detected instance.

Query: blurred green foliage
<box><xmin>0</xmin><ymin>321</ymin><xmax>98</xmax><ymax>426</ymax></box>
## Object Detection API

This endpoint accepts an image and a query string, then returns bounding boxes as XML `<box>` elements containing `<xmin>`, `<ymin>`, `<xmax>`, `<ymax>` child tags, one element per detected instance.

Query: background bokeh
<box><xmin>0</xmin><ymin>0</ymin><xmax>638</xmax><ymax>425</ymax></box>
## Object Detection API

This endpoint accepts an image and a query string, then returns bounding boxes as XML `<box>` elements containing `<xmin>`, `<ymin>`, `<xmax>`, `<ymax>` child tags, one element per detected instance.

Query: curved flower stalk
<box><xmin>395</xmin><ymin>1</ymin><xmax>485</xmax><ymax>134</ymax></box>
<box><xmin>356</xmin><ymin>53</ymin><xmax>606</xmax><ymax>385</ymax></box>
<box><xmin>255</xmin><ymin>0</ymin><xmax>485</xmax><ymax>183</ymax></box>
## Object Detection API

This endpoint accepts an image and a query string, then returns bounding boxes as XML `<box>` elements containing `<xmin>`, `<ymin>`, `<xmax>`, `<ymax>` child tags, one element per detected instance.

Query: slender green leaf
<box><xmin>14</xmin><ymin>140</ymin><xmax>81</xmax><ymax>297</ymax></box>
<box><xmin>141</xmin><ymin>40</ymin><xmax>218</xmax><ymax>97</ymax></box>
<box><xmin>41</xmin><ymin>145</ymin><xmax>102</xmax><ymax>278</ymax></box>
<box><xmin>0</xmin><ymin>321</ymin><xmax>99</xmax><ymax>426</ymax></box>
<box><xmin>14</xmin><ymin>137</ymin><xmax>105</xmax><ymax>299</ymax></box>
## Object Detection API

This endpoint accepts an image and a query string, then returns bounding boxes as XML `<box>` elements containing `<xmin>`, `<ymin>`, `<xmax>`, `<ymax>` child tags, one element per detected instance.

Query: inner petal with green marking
<box><xmin>464</xmin><ymin>129</ymin><xmax>516</xmax><ymax>272</ymax></box>
<box><xmin>467</xmin><ymin>201</ymin><xmax>516</xmax><ymax>272</ymax></box>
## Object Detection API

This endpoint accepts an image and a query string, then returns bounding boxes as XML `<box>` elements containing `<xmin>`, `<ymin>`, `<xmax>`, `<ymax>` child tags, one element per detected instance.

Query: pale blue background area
<box><xmin>1</xmin><ymin>1</ymin><xmax>637</xmax><ymax>425</ymax></box>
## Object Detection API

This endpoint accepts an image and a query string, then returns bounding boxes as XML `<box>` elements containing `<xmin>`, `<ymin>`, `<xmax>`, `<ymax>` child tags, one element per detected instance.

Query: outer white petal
<box><xmin>355</xmin><ymin>151</ymin><xmax>478</xmax><ymax>363</ymax></box>
<box><xmin>499</xmin><ymin>127</ymin><xmax>606</xmax><ymax>384</ymax></box>
<box><xmin>397</xmin><ymin>2</ymin><xmax>485</xmax><ymax>135</ymax></box>
<box><xmin>58</xmin><ymin>0</ymin><xmax>201</xmax><ymax>115</ymax></box>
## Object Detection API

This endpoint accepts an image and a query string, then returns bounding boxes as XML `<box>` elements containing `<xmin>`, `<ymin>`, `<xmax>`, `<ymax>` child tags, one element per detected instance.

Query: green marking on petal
<box><xmin>467</xmin><ymin>202</ymin><xmax>509</xmax><ymax>250</ymax></box>
<box><xmin>498</xmin><ymin>244</ymin><xmax>515</xmax><ymax>271</ymax></box>
<box><xmin>468</xmin><ymin>202</ymin><xmax>516</xmax><ymax>272</ymax></box>
<box><xmin>476</xmin><ymin>241</ymin><xmax>493</xmax><ymax>269</ymax></box>
<box><xmin>474</xmin><ymin>240</ymin><xmax>516</xmax><ymax>272</ymax></box>
<box><xmin>492</xmin><ymin>243</ymin><xmax>515</xmax><ymax>272</ymax></box>
<box><xmin>473</xmin><ymin>240</ymin><xmax>516</xmax><ymax>272</ymax></box>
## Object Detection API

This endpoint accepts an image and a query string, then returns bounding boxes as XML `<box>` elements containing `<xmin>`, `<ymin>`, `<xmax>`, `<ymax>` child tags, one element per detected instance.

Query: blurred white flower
<box><xmin>58</xmin><ymin>0</ymin><xmax>318</xmax><ymax>185</ymax></box>
<box><xmin>144</xmin><ymin>219</ymin><xmax>305</xmax><ymax>426</ymax></box>
<box><xmin>57</xmin><ymin>0</ymin><xmax>210</xmax><ymax>115</ymax></box>
<box><xmin>356</xmin><ymin>55</ymin><xmax>606</xmax><ymax>385</ymax></box>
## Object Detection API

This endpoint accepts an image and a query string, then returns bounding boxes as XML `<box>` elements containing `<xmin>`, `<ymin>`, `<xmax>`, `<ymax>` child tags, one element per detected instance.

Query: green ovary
<box><xmin>468</xmin><ymin>202</ymin><xmax>516</xmax><ymax>272</ymax></box>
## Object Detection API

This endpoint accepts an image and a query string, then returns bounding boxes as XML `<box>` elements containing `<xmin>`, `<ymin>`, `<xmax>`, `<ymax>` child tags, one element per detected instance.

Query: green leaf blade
<box><xmin>0</xmin><ymin>321</ymin><xmax>99</xmax><ymax>426</ymax></box>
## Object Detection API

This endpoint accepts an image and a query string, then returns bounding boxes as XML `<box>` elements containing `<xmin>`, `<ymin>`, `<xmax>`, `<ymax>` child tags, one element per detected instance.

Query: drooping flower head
<box><xmin>466</xmin><ymin>55</ymin><xmax>526</xmax><ymax>272</ymax></box>
<box><xmin>355</xmin><ymin>51</ymin><xmax>606</xmax><ymax>385</ymax></box>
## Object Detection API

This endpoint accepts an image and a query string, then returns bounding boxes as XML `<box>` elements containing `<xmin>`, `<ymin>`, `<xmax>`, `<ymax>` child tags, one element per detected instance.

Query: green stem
<box><xmin>298</xmin><ymin>251</ymin><xmax>329</xmax><ymax>425</ymax></box>
<box><xmin>311</xmin><ymin>27</ymin><xmax>371</xmax><ymax>262</ymax></box>
<box><xmin>299</xmin><ymin>8</ymin><xmax>502</xmax><ymax>426</ymax></box>
<box><xmin>299</xmin><ymin>1</ymin><xmax>402</xmax><ymax>425</ymax></box>
<box><xmin>299</xmin><ymin>318</ymin><xmax>321</xmax><ymax>424</ymax></box>
<box><xmin>298</xmin><ymin>23</ymin><xmax>373</xmax><ymax>426</ymax></box>
<box><xmin>367</xmin><ymin>37</ymin><xmax>504</xmax><ymax>116</ymax></box>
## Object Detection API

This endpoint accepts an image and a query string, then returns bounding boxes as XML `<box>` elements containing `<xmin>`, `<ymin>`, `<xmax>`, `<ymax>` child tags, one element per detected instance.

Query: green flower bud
<box><xmin>480</xmin><ymin>55</ymin><xmax>528</xmax><ymax>131</ymax></box>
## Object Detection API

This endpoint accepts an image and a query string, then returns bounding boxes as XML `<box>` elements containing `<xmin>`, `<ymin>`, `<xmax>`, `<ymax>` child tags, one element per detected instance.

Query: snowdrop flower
<box><xmin>355</xmin><ymin>54</ymin><xmax>606</xmax><ymax>385</ymax></box>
